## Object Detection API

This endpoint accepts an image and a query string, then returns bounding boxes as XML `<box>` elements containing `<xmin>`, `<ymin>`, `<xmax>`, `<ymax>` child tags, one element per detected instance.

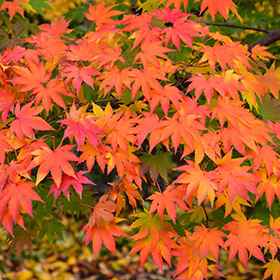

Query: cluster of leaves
<box><xmin>1</xmin><ymin>0</ymin><xmax>280</xmax><ymax>279</ymax></box>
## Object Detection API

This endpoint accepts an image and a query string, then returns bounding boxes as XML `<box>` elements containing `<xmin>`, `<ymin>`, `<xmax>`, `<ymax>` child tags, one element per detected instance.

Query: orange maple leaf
<box><xmin>195</xmin><ymin>0</ymin><xmax>237</xmax><ymax>20</ymax></box>
<box><xmin>84</xmin><ymin>1</ymin><xmax>124</xmax><ymax>27</ymax></box>
<box><xmin>175</xmin><ymin>161</ymin><xmax>218</xmax><ymax>207</ymax></box>
<box><xmin>134</xmin><ymin>41</ymin><xmax>173</xmax><ymax>69</ymax></box>
<box><xmin>200</xmin><ymin>42</ymin><xmax>250</xmax><ymax>72</ymax></box>
<box><xmin>79</xmin><ymin>141</ymin><xmax>106</xmax><ymax>172</ymax></box>
<box><xmin>223</xmin><ymin>219</ymin><xmax>268</xmax><ymax>268</ymax></box>
<box><xmin>88</xmin><ymin>194</ymin><xmax>116</xmax><ymax>227</ymax></box>
<box><xmin>9</xmin><ymin>103</ymin><xmax>54</xmax><ymax>141</ymax></box>
<box><xmin>1</xmin><ymin>0</ymin><xmax>25</xmax><ymax>20</ymax></box>
<box><xmin>128</xmin><ymin>211</ymin><xmax>178</xmax><ymax>270</ymax></box>
<box><xmin>0</xmin><ymin>206</ymin><xmax>25</xmax><ymax>236</ymax></box>
<box><xmin>147</xmin><ymin>184</ymin><xmax>189</xmax><ymax>222</ymax></box>
<box><xmin>98</xmin><ymin>65</ymin><xmax>134</xmax><ymax>98</ymax></box>
<box><xmin>82</xmin><ymin>218</ymin><xmax>127</xmax><ymax>258</ymax></box>
<box><xmin>166</xmin><ymin>0</ymin><xmax>189</xmax><ymax>9</ymax></box>
<box><xmin>149</xmin><ymin>84</ymin><xmax>183</xmax><ymax>115</ymax></box>
<box><xmin>131</xmin><ymin>66</ymin><xmax>168</xmax><ymax>100</ymax></box>
<box><xmin>215</xmin><ymin>150</ymin><xmax>260</xmax><ymax>203</ymax></box>
<box><xmin>0</xmin><ymin>179</ymin><xmax>44</xmax><ymax>224</ymax></box>
<box><xmin>160</xmin><ymin>114</ymin><xmax>206</xmax><ymax>153</ymax></box>
<box><xmin>188</xmin><ymin>224</ymin><xmax>226</xmax><ymax>262</ymax></box>
<box><xmin>28</xmin><ymin>144</ymin><xmax>82</xmax><ymax>187</ymax></box>
<box><xmin>10</xmin><ymin>59</ymin><xmax>51</xmax><ymax>92</ymax></box>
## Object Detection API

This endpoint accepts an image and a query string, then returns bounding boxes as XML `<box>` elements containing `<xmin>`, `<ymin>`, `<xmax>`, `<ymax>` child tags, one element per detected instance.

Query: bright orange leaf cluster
<box><xmin>1</xmin><ymin>0</ymin><xmax>280</xmax><ymax>279</ymax></box>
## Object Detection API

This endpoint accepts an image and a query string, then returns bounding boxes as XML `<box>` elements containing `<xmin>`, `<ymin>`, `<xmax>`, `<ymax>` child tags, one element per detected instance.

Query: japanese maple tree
<box><xmin>1</xmin><ymin>0</ymin><xmax>280</xmax><ymax>279</ymax></box>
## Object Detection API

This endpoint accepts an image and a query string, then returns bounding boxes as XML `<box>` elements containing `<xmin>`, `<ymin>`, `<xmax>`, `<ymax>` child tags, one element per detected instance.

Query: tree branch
<box><xmin>202</xmin><ymin>22</ymin><xmax>270</xmax><ymax>33</ymax></box>
<box><xmin>248</xmin><ymin>28</ymin><xmax>280</xmax><ymax>50</ymax></box>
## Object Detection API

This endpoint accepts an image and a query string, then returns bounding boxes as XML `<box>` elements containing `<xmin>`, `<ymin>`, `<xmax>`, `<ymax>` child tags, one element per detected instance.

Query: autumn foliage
<box><xmin>1</xmin><ymin>0</ymin><xmax>280</xmax><ymax>278</ymax></box>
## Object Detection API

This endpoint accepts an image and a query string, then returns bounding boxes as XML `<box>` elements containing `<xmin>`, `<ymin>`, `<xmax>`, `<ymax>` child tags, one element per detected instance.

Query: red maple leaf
<box><xmin>0</xmin><ymin>179</ymin><xmax>44</xmax><ymax>223</ymax></box>
<box><xmin>88</xmin><ymin>194</ymin><xmax>116</xmax><ymax>227</ymax></box>
<box><xmin>59</xmin><ymin>104</ymin><xmax>104</xmax><ymax>150</ymax></box>
<box><xmin>60</xmin><ymin>63</ymin><xmax>100</xmax><ymax>93</ymax></box>
<box><xmin>9</xmin><ymin>103</ymin><xmax>54</xmax><ymax>141</ymax></box>
<box><xmin>48</xmin><ymin>171</ymin><xmax>94</xmax><ymax>201</ymax></box>
<box><xmin>28</xmin><ymin>144</ymin><xmax>82</xmax><ymax>187</ymax></box>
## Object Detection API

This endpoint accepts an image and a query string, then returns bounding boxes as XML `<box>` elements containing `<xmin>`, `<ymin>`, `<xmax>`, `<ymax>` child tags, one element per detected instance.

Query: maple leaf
<box><xmin>88</xmin><ymin>194</ymin><xmax>116</xmax><ymax>227</ymax></box>
<box><xmin>0</xmin><ymin>130</ymin><xmax>11</xmax><ymax>166</ymax></box>
<box><xmin>108</xmin><ymin>182</ymin><xmax>127</xmax><ymax>217</ymax></box>
<box><xmin>215</xmin><ymin>150</ymin><xmax>260</xmax><ymax>203</ymax></box>
<box><xmin>166</xmin><ymin>0</ymin><xmax>189</xmax><ymax>9</ymax></box>
<box><xmin>1</xmin><ymin>0</ymin><xmax>25</xmax><ymax>20</ymax></box>
<box><xmin>38</xmin><ymin>18</ymin><xmax>73</xmax><ymax>37</ymax></box>
<box><xmin>255</xmin><ymin>169</ymin><xmax>280</xmax><ymax>210</ymax></box>
<box><xmin>147</xmin><ymin>184</ymin><xmax>189</xmax><ymax>222</ymax></box>
<box><xmin>79</xmin><ymin>141</ymin><xmax>106</xmax><ymax>172</ymax></box>
<box><xmin>215</xmin><ymin>192</ymin><xmax>251</xmax><ymax>217</ymax></box>
<box><xmin>195</xmin><ymin>0</ymin><xmax>237</xmax><ymax>20</ymax></box>
<box><xmin>140</xmin><ymin>151</ymin><xmax>173</xmax><ymax>182</ymax></box>
<box><xmin>159</xmin><ymin>114</ymin><xmax>206</xmax><ymax>153</ymax></box>
<box><xmin>84</xmin><ymin>1</ymin><xmax>124</xmax><ymax>27</ymax></box>
<box><xmin>31</xmin><ymin>78</ymin><xmax>72</xmax><ymax>114</ymax></box>
<box><xmin>0</xmin><ymin>206</ymin><xmax>25</xmax><ymax>236</ymax></box>
<box><xmin>8</xmin><ymin>227</ymin><xmax>40</xmax><ymax>257</ymax></box>
<box><xmin>0</xmin><ymin>179</ymin><xmax>44</xmax><ymax>223</ymax></box>
<box><xmin>263</xmin><ymin>259</ymin><xmax>280</xmax><ymax>280</ymax></box>
<box><xmin>98</xmin><ymin>44</ymin><xmax>126</xmax><ymax>69</ymax></box>
<box><xmin>188</xmin><ymin>224</ymin><xmax>226</xmax><ymax>262</ymax></box>
<box><xmin>250</xmin><ymin>45</ymin><xmax>276</xmax><ymax>62</ymax></box>
<box><xmin>200</xmin><ymin>42</ymin><xmax>250</xmax><ymax>72</ymax></box>
<box><xmin>128</xmin><ymin>210</ymin><xmax>178</xmax><ymax>270</ymax></box>
<box><xmin>59</xmin><ymin>104</ymin><xmax>104</xmax><ymax>150</ymax></box>
<box><xmin>48</xmin><ymin>171</ymin><xmax>94</xmax><ymax>201</ymax></box>
<box><xmin>175</xmin><ymin>161</ymin><xmax>218</xmax><ymax>207</ymax></box>
<box><xmin>9</xmin><ymin>59</ymin><xmax>51</xmax><ymax>92</ymax></box>
<box><xmin>223</xmin><ymin>219</ymin><xmax>268</xmax><ymax>268</ymax></box>
<box><xmin>60</xmin><ymin>63</ymin><xmax>100</xmax><ymax>93</ymax></box>
<box><xmin>134</xmin><ymin>41</ymin><xmax>173</xmax><ymax>69</ymax></box>
<box><xmin>28</xmin><ymin>144</ymin><xmax>82</xmax><ymax>187</ymax></box>
<box><xmin>162</xmin><ymin>17</ymin><xmax>200</xmax><ymax>50</ymax></box>
<box><xmin>149</xmin><ymin>84</ymin><xmax>183</xmax><ymax>115</ymax></box>
<box><xmin>119</xmin><ymin>177</ymin><xmax>143</xmax><ymax>208</ymax></box>
<box><xmin>82</xmin><ymin>218</ymin><xmax>127</xmax><ymax>258</ymax></box>
<box><xmin>0</xmin><ymin>85</ymin><xmax>15</xmax><ymax>125</ymax></box>
<box><xmin>105</xmin><ymin>146</ymin><xmax>139</xmax><ymax>178</ymax></box>
<box><xmin>105</xmin><ymin>115</ymin><xmax>136</xmax><ymax>153</ymax></box>
<box><xmin>97</xmin><ymin>65</ymin><xmax>134</xmax><ymax>98</ymax></box>
<box><xmin>173</xmin><ymin>237</ymin><xmax>208</xmax><ymax>279</ymax></box>
<box><xmin>131</xmin><ymin>66</ymin><xmax>168</xmax><ymax>100</ymax></box>
<box><xmin>9</xmin><ymin>102</ymin><xmax>54</xmax><ymax>141</ymax></box>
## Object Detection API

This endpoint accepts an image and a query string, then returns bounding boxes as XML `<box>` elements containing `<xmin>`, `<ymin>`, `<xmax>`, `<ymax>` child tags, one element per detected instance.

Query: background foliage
<box><xmin>1</xmin><ymin>0</ymin><xmax>280</xmax><ymax>279</ymax></box>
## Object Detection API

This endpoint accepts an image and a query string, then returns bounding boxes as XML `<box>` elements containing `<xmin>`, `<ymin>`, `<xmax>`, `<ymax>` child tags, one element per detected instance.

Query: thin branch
<box><xmin>202</xmin><ymin>22</ymin><xmax>270</xmax><ymax>33</ymax></box>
